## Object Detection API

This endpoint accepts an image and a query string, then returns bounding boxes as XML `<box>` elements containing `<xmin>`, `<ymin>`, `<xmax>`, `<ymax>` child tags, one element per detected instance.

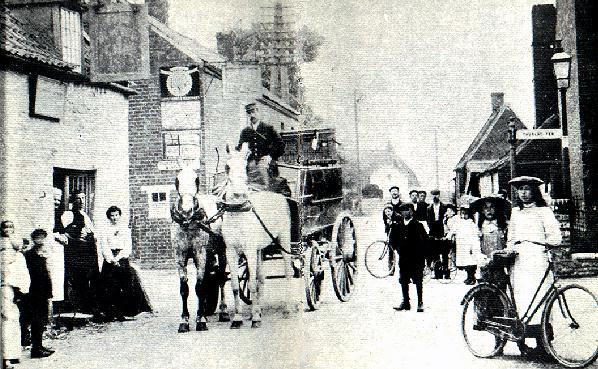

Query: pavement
<box><xmin>12</xmin><ymin>205</ymin><xmax>598</xmax><ymax>369</ymax></box>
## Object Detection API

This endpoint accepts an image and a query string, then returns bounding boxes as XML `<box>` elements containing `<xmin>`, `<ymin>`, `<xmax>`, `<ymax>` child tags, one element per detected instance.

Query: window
<box><xmin>148</xmin><ymin>192</ymin><xmax>169</xmax><ymax>219</ymax></box>
<box><xmin>163</xmin><ymin>130</ymin><xmax>201</xmax><ymax>160</ymax></box>
<box><xmin>60</xmin><ymin>8</ymin><xmax>82</xmax><ymax>72</ymax></box>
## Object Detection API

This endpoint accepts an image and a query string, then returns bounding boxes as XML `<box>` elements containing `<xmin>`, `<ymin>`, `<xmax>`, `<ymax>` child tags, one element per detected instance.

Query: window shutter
<box><xmin>89</xmin><ymin>2</ymin><xmax>150</xmax><ymax>82</ymax></box>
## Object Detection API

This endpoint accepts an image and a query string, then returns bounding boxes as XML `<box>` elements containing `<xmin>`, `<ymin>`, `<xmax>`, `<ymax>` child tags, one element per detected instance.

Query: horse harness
<box><xmin>171</xmin><ymin>196</ymin><xmax>224</xmax><ymax>237</ymax></box>
<box><xmin>218</xmin><ymin>198</ymin><xmax>301</xmax><ymax>257</ymax></box>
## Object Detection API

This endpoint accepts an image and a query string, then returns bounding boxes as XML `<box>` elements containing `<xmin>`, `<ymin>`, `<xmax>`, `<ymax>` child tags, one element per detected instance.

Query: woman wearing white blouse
<box><xmin>506</xmin><ymin>176</ymin><xmax>562</xmax><ymax>356</ymax></box>
<box><xmin>100</xmin><ymin>206</ymin><xmax>132</xmax><ymax>321</ymax></box>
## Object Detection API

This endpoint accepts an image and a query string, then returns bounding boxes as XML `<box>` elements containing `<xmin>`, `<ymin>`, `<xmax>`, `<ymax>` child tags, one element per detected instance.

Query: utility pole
<box><xmin>258</xmin><ymin>2</ymin><xmax>296</xmax><ymax>99</ymax></box>
<box><xmin>354</xmin><ymin>89</ymin><xmax>362</xmax><ymax>197</ymax></box>
<box><xmin>434</xmin><ymin>126</ymin><xmax>439</xmax><ymax>189</ymax></box>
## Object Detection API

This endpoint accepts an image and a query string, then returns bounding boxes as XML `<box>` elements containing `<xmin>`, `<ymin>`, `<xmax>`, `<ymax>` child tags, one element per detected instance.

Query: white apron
<box><xmin>450</xmin><ymin>219</ymin><xmax>480</xmax><ymax>267</ymax></box>
<box><xmin>49</xmin><ymin>240</ymin><xmax>65</xmax><ymax>301</ymax></box>
<box><xmin>1</xmin><ymin>245</ymin><xmax>30</xmax><ymax>359</ymax></box>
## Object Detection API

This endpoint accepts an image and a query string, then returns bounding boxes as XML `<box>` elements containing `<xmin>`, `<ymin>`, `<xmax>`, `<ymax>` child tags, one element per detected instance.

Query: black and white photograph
<box><xmin>0</xmin><ymin>0</ymin><xmax>597</xmax><ymax>368</ymax></box>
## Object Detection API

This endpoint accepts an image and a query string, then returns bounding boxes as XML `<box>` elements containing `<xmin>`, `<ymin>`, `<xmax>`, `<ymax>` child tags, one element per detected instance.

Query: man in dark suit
<box><xmin>237</xmin><ymin>102</ymin><xmax>285</xmax><ymax>190</ymax></box>
<box><xmin>414</xmin><ymin>190</ymin><xmax>428</xmax><ymax>222</ymax></box>
<box><xmin>427</xmin><ymin>189</ymin><xmax>449</xmax><ymax>279</ymax></box>
<box><xmin>392</xmin><ymin>203</ymin><xmax>427</xmax><ymax>312</ymax></box>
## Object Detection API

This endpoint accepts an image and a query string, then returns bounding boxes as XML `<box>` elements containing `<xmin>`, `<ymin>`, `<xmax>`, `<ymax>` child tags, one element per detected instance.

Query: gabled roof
<box><xmin>360</xmin><ymin>145</ymin><xmax>420</xmax><ymax>188</ymax></box>
<box><xmin>455</xmin><ymin>105</ymin><xmax>526</xmax><ymax>170</ymax></box>
<box><xmin>0</xmin><ymin>6</ymin><xmax>72</xmax><ymax>69</ymax></box>
<box><xmin>148</xmin><ymin>16</ymin><xmax>225</xmax><ymax>65</ymax></box>
<box><xmin>484</xmin><ymin>114</ymin><xmax>561</xmax><ymax>172</ymax></box>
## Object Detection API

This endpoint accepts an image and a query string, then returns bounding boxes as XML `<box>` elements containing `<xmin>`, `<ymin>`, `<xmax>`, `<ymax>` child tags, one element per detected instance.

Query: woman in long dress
<box><xmin>506</xmin><ymin>176</ymin><xmax>562</xmax><ymax>356</ymax></box>
<box><xmin>1</xmin><ymin>221</ymin><xmax>30</xmax><ymax>367</ymax></box>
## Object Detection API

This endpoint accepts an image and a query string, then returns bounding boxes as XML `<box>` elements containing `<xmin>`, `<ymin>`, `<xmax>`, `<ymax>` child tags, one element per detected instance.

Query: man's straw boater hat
<box><xmin>508</xmin><ymin>176</ymin><xmax>544</xmax><ymax>187</ymax></box>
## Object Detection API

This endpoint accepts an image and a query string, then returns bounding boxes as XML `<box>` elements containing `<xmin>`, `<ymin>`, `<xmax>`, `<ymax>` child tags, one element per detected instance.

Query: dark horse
<box><xmin>171</xmin><ymin>164</ymin><xmax>229</xmax><ymax>332</ymax></box>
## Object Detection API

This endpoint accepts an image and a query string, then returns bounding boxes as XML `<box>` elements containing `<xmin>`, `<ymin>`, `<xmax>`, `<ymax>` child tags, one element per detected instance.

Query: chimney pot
<box><xmin>491</xmin><ymin>92</ymin><xmax>505</xmax><ymax>113</ymax></box>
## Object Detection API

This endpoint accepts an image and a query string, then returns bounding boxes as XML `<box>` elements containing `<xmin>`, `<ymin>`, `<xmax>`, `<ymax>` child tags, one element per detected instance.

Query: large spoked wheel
<box><xmin>238</xmin><ymin>255</ymin><xmax>252</xmax><ymax>305</ymax></box>
<box><xmin>304</xmin><ymin>242</ymin><xmax>325</xmax><ymax>311</ymax></box>
<box><xmin>331</xmin><ymin>214</ymin><xmax>357</xmax><ymax>302</ymax></box>
<box><xmin>461</xmin><ymin>284</ymin><xmax>509</xmax><ymax>358</ymax></box>
<box><xmin>541</xmin><ymin>284</ymin><xmax>598</xmax><ymax>368</ymax></box>
<box><xmin>365</xmin><ymin>240</ymin><xmax>394</xmax><ymax>279</ymax></box>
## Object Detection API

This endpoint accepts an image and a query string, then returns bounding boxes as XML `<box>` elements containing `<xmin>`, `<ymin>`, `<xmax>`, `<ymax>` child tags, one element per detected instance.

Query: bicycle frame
<box><xmin>487</xmin><ymin>251</ymin><xmax>573</xmax><ymax>341</ymax></box>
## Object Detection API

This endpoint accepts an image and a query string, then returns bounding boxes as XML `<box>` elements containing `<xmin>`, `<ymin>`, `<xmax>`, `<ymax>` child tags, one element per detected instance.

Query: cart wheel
<box><xmin>238</xmin><ymin>255</ymin><xmax>252</xmax><ymax>305</ymax></box>
<box><xmin>331</xmin><ymin>214</ymin><xmax>357</xmax><ymax>302</ymax></box>
<box><xmin>304</xmin><ymin>242</ymin><xmax>325</xmax><ymax>310</ymax></box>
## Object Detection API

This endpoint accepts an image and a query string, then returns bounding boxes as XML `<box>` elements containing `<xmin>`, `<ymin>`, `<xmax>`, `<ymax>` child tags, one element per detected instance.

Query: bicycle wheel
<box><xmin>365</xmin><ymin>240</ymin><xmax>394</xmax><ymax>279</ymax></box>
<box><xmin>542</xmin><ymin>284</ymin><xmax>598</xmax><ymax>368</ymax></box>
<box><xmin>461</xmin><ymin>284</ymin><xmax>509</xmax><ymax>358</ymax></box>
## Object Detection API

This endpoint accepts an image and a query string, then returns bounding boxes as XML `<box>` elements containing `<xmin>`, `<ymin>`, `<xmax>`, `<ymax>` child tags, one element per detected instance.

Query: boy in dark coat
<box><xmin>24</xmin><ymin>229</ymin><xmax>54</xmax><ymax>358</ymax></box>
<box><xmin>392</xmin><ymin>203</ymin><xmax>428</xmax><ymax>312</ymax></box>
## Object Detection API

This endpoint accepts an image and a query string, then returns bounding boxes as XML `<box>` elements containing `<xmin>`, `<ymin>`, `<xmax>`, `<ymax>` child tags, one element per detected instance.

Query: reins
<box><xmin>220</xmin><ymin>198</ymin><xmax>300</xmax><ymax>256</ymax></box>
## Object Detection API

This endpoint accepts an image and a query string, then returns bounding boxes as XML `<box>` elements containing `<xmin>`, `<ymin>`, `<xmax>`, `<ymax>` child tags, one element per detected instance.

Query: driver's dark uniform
<box><xmin>237</xmin><ymin>121</ymin><xmax>286</xmax><ymax>192</ymax></box>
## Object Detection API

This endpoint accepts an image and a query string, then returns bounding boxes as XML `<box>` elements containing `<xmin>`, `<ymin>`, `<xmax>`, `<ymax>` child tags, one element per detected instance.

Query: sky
<box><xmin>168</xmin><ymin>0</ymin><xmax>554</xmax><ymax>191</ymax></box>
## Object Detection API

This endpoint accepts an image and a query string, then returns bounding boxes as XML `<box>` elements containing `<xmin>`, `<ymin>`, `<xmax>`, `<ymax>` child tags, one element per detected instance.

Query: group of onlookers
<box><xmin>382</xmin><ymin>175</ymin><xmax>563</xmax><ymax>357</ymax></box>
<box><xmin>1</xmin><ymin>188</ymin><xmax>135</xmax><ymax>368</ymax></box>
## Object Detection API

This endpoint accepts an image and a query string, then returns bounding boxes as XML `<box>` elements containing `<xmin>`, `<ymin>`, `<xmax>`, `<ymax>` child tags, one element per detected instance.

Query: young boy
<box><xmin>392</xmin><ymin>203</ymin><xmax>428</xmax><ymax>312</ymax></box>
<box><xmin>24</xmin><ymin>229</ymin><xmax>54</xmax><ymax>359</ymax></box>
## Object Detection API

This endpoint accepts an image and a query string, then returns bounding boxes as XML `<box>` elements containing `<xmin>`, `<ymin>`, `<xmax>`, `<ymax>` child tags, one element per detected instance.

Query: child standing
<box><xmin>472</xmin><ymin>196</ymin><xmax>510</xmax><ymax>287</ymax></box>
<box><xmin>1</xmin><ymin>221</ymin><xmax>30</xmax><ymax>368</ymax></box>
<box><xmin>24</xmin><ymin>229</ymin><xmax>54</xmax><ymax>359</ymax></box>
<box><xmin>447</xmin><ymin>197</ymin><xmax>480</xmax><ymax>285</ymax></box>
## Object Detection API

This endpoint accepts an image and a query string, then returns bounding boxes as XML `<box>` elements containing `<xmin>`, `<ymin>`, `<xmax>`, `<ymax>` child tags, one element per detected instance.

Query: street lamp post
<box><xmin>551</xmin><ymin>40</ymin><xmax>572</xmax><ymax>199</ymax></box>
<box><xmin>508</xmin><ymin>116</ymin><xmax>518</xmax><ymax>202</ymax></box>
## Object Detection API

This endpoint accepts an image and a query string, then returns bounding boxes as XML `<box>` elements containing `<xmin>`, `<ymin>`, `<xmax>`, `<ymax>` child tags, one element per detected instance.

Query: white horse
<box><xmin>222</xmin><ymin>144</ymin><xmax>293</xmax><ymax>328</ymax></box>
<box><xmin>171</xmin><ymin>163</ymin><xmax>229</xmax><ymax>332</ymax></box>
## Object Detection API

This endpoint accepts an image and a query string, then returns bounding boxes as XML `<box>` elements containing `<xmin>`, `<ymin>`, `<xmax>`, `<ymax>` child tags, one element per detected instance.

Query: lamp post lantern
<box><xmin>551</xmin><ymin>40</ymin><xmax>572</xmax><ymax>199</ymax></box>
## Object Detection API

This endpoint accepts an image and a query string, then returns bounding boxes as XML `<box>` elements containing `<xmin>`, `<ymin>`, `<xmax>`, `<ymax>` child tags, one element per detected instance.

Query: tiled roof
<box><xmin>148</xmin><ymin>15</ymin><xmax>225</xmax><ymax>64</ymax></box>
<box><xmin>455</xmin><ymin>106</ymin><xmax>526</xmax><ymax>169</ymax></box>
<box><xmin>0</xmin><ymin>6</ymin><xmax>72</xmax><ymax>69</ymax></box>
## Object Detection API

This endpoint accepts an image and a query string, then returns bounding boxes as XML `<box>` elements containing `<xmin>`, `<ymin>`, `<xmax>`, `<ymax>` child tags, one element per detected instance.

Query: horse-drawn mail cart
<box><xmin>235</xmin><ymin>128</ymin><xmax>358</xmax><ymax>310</ymax></box>
<box><xmin>171</xmin><ymin>128</ymin><xmax>357</xmax><ymax>331</ymax></box>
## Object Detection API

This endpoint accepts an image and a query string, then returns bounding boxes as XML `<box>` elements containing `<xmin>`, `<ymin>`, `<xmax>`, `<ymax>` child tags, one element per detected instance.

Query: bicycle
<box><xmin>460</xmin><ymin>241</ymin><xmax>598</xmax><ymax>368</ymax></box>
<box><xmin>365</xmin><ymin>232</ymin><xmax>395</xmax><ymax>279</ymax></box>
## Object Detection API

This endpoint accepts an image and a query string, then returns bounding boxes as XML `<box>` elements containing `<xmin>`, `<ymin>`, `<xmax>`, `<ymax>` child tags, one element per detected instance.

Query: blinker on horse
<box><xmin>171</xmin><ymin>162</ymin><xmax>229</xmax><ymax>332</ymax></box>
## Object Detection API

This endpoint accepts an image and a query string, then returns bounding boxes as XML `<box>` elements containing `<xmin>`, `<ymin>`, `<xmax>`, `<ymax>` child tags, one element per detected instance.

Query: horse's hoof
<box><xmin>219</xmin><ymin>312</ymin><xmax>231</xmax><ymax>322</ymax></box>
<box><xmin>196</xmin><ymin>322</ymin><xmax>208</xmax><ymax>331</ymax></box>
<box><xmin>178</xmin><ymin>323</ymin><xmax>190</xmax><ymax>333</ymax></box>
<box><xmin>230</xmin><ymin>320</ymin><xmax>243</xmax><ymax>329</ymax></box>
<box><xmin>251</xmin><ymin>321</ymin><xmax>262</xmax><ymax>329</ymax></box>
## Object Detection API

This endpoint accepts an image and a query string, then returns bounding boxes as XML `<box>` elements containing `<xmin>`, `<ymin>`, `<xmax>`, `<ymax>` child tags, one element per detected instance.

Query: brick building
<box><xmin>127</xmin><ymin>13</ymin><xmax>300</xmax><ymax>267</ymax></box>
<box><xmin>0</xmin><ymin>3</ymin><xmax>134</xmax><ymax>242</ymax></box>
<box><xmin>554</xmin><ymin>0</ymin><xmax>597</xmax><ymax>245</ymax></box>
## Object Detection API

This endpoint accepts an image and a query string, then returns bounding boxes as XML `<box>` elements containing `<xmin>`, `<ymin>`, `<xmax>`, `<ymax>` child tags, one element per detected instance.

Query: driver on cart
<box><xmin>236</xmin><ymin>102</ymin><xmax>289</xmax><ymax>196</ymax></box>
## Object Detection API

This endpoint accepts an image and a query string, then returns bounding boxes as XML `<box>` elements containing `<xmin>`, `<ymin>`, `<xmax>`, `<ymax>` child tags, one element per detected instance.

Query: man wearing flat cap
<box><xmin>426</xmin><ymin>189</ymin><xmax>449</xmax><ymax>279</ymax></box>
<box><xmin>237</xmin><ymin>103</ymin><xmax>285</xmax><ymax>190</ymax></box>
<box><xmin>392</xmin><ymin>203</ymin><xmax>427</xmax><ymax>312</ymax></box>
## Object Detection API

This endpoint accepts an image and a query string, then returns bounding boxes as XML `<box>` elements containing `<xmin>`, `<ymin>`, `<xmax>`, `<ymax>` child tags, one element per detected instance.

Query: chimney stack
<box><xmin>491</xmin><ymin>92</ymin><xmax>505</xmax><ymax>113</ymax></box>
<box><xmin>147</xmin><ymin>0</ymin><xmax>169</xmax><ymax>24</ymax></box>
